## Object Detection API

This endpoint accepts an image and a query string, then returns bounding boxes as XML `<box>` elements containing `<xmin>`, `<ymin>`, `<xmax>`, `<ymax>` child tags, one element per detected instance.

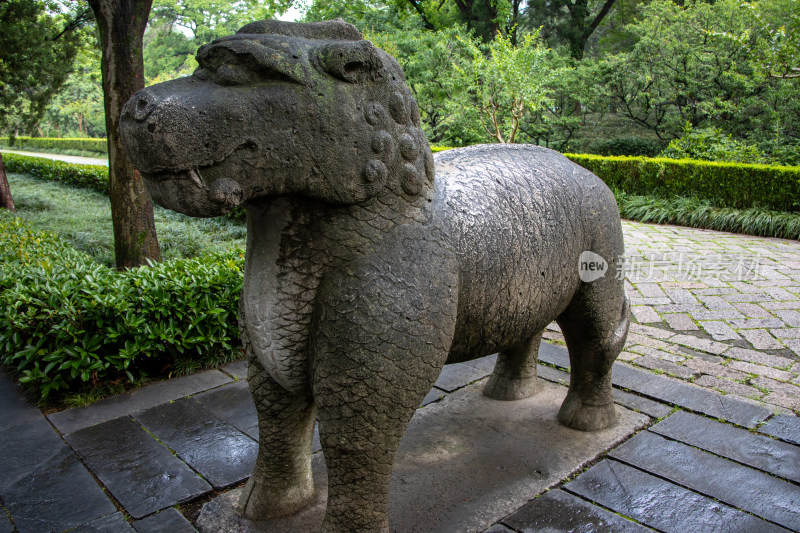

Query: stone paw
<box><xmin>237</xmin><ymin>475</ymin><xmax>314</xmax><ymax>520</ymax></box>
<box><xmin>557</xmin><ymin>394</ymin><xmax>617</xmax><ymax>431</ymax></box>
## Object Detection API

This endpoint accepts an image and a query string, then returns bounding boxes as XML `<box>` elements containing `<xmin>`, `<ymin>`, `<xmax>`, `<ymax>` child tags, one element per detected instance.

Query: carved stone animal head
<box><xmin>121</xmin><ymin>19</ymin><xmax>434</xmax><ymax>217</ymax></box>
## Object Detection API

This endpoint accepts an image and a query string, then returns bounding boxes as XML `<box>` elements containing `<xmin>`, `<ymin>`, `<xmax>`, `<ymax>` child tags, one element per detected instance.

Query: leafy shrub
<box><xmin>0</xmin><ymin>136</ymin><xmax>107</xmax><ymax>154</ymax></box>
<box><xmin>585</xmin><ymin>136</ymin><xmax>665</xmax><ymax>157</ymax></box>
<box><xmin>0</xmin><ymin>211</ymin><xmax>244</xmax><ymax>401</ymax></box>
<box><xmin>614</xmin><ymin>190</ymin><xmax>800</xmax><ymax>239</ymax></box>
<box><xmin>2</xmin><ymin>153</ymin><xmax>109</xmax><ymax>194</ymax></box>
<box><xmin>566</xmin><ymin>153</ymin><xmax>800</xmax><ymax>212</ymax></box>
<box><xmin>659</xmin><ymin>126</ymin><xmax>768</xmax><ymax>164</ymax></box>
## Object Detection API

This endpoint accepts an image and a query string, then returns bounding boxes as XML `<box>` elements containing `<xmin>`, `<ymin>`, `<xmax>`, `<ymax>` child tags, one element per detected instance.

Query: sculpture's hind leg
<box><xmin>556</xmin><ymin>284</ymin><xmax>630</xmax><ymax>431</ymax></box>
<box><xmin>483</xmin><ymin>331</ymin><xmax>543</xmax><ymax>400</ymax></box>
<box><xmin>238</xmin><ymin>354</ymin><xmax>317</xmax><ymax>519</ymax></box>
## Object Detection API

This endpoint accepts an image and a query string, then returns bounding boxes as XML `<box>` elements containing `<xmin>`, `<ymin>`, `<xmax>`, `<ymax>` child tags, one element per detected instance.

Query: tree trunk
<box><xmin>88</xmin><ymin>0</ymin><xmax>161</xmax><ymax>269</ymax></box>
<box><xmin>0</xmin><ymin>153</ymin><xmax>16</xmax><ymax>212</ymax></box>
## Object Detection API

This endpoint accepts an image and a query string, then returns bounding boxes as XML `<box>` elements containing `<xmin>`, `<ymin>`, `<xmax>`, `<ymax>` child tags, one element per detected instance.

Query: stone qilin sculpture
<box><xmin>120</xmin><ymin>19</ymin><xmax>630</xmax><ymax>533</ymax></box>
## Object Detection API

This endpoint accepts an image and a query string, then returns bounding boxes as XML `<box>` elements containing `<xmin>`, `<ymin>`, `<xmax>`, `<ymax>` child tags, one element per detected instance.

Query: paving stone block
<box><xmin>695</xmin><ymin>294</ymin><xmax>735</xmax><ymax>309</ymax></box>
<box><xmin>783</xmin><ymin>338</ymin><xmax>800</xmax><ymax>356</ymax></box>
<box><xmin>482</xmin><ymin>525</ymin><xmax>515</xmax><ymax>533</ymax></box>
<box><xmin>564</xmin><ymin>459</ymin><xmax>786</xmax><ymax>533</ymax></box>
<box><xmin>75</xmin><ymin>512</ymin><xmax>136</xmax><ymax>532</ymax></box>
<box><xmin>725</xmin><ymin>293</ymin><xmax>776</xmax><ymax>303</ymax></box>
<box><xmin>503</xmin><ymin>489</ymin><xmax>649</xmax><ymax>533</ymax></box>
<box><xmin>633</xmin><ymin>355</ymin><xmax>697</xmax><ymax>379</ymax></box>
<box><xmin>421</xmin><ymin>387</ymin><xmax>446</xmax><ymax>406</ymax></box>
<box><xmin>629</xmin><ymin>323</ymin><xmax>675</xmax><ymax>339</ymax></box>
<box><xmin>612</xmin><ymin>389</ymin><xmax>674</xmax><ymax>419</ymax></box>
<box><xmin>664</xmin><ymin>288</ymin><xmax>698</xmax><ymax>304</ymax></box>
<box><xmin>631</xmin><ymin>306</ymin><xmax>662</xmax><ymax>323</ymax></box>
<box><xmin>630</xmin><ymin>297</ymin><xmax>672</xmax><ymax>306</ymax></box>
<box><xmin>729</xmin><ymin>361</ymin><xmax>794</xmax><ymax>381</ymax></box>
<box><xmin>611</xmin><ymin>363</ymin><xmax>771</xmax><ymax>427</ymax></box>
<box><xmin>760</xmin><ymin>415</ymin><xmax>800</xmax><ymax>445</ymax></box>
<box><xmin>0</xmin><ymin>370</ymin><xmax>42</xmax><ymax>431</ymax></box>
<box><xmin>764</xmin><ymin>301</ymin><xmax>800</xmax><ymax>311</ymax></box>
<box><xmin>538</xmin><ymin>342</ymin><xmax>571</xmax><ymax>369</ymax></box>
<box><xmin>741</xmin><ymin>329</ymin><xmax>785</xmax><ymax>350</ymax></box>
<box><xmin>135</xmin><ymin>398</ymin><xmax>258</xmax><ymax>489</ymax></box>
<box><xmin>536</xmin><ymin>364</ymin><xmax>570</xmax><ymax>385</ymax></box>
<box><xmin>752</xmin><ymin>376</ymin><xmax>800</xmax><ymax>396</ymax></box>
<box><xmin>685</xmin><ymin>358</ymin><xmax>749</xmax><ymax>381</ymax></box>
<box><xmin>651</xmin><ymin>411</ymin><xmax>800</xmax><ymax>484</ymax></box>
<box><xmin>66</xmin><ymin>416</ymin><xmax>211</xmax><ymax>519</ymax></box>
<box><xmin>775</xmin><ymin>310</ymin><xmax>800</xmax><ymax>327</ymax></box>
<box><xmin>670</xmin><ymin>334</ymin><xmax>729</xmax><ymax>355</ymax></box>
<box><xmin>771</xmin><ymin>328</ymin><xmax>800</xmax><ymax>338</ymax></box>
<box><xmin>698</xmin><ymin>321</ymin><xmax>741</xmax><ymax>341</ymax></box>
<box><xmin>763</xmin><ymin>287</ymin><xmax>799</xmax><ymax>301</ymax></box>
<box><xmin>695</xmin><ymin>375</ymin><xmax>763</xmax><ymax>399</ymax></box>
<box><xmin>133</xmin><ymin>508</ymin><xmax>198</xmax><ymax>533</ymax></box>
<box><xmin>731</xmin><ymin>302</ymin><xmax>774</xmax><ymax>318</ymax></box>
<box><xmin>625</xmin><ymin>333</ymin><xmax>673</xmax><ymax>351</ymax></box>
<box><xmin>636</xmin><ymin>283</ymin><xmax>667</xmax><ymax>298</ymax></box>
<box><xmin>764</xmin><ymin>393</ymin><xmax>800</xmax><ymax>412</ymax></box>
<box><xmin>689</xmin><ymin>310</ymin><xmax>745</xmax><ymax>320</ymax></box>
<box><xmin>725</xmin><ymin>347</ymin><xmax>795</xmax><ymax>369</ymax></box>
<box><xmin>609</xmin><ymin>431</ymin><xmax>800</xmax><ymax>531</ymax></box>
<box><xmin>0</xmin><ymin>511</ymin><xmax>12</xmax><ymax>533</ymax></box>
<box><xmin>0</xmin><ymin>417</ymin><xmax>117</xmax><ymax>533</ymax></box>
<box><xmin>729</xmin><ymin>318</ymin><xmax>786</xmax><ymax>329</ymax></box>
<box><xmin>193</xmin><ymin>381</ymin><xmax>258</xmax><ymax>440</ymax></box>
<box><xmin>627</xmin><ymin>345</ymin><xmax>685</xmax><ymax>363</ymax></box>
<box><xmin>617</xmin><ymin>351</ymin><xmax>640</xmax><ymax>362</ymax></box>
<box><xmin>655</xmin><ymin>303</ymin><xmax>707</xmax><ymax>314</ymax></box>
<box><xmin>221</xmin><ymin>359</ymin><xmax>248</xmax><ymax>380</ymax></box>
<box><xmin>664</xmin><ymin>313</ymin><xmax>699</xmax><ymax>331</ymax></box>
<box><xmin>50</xmin><ymin>370</ymin><xmax>233</xmax><ymax>435</ymax></box>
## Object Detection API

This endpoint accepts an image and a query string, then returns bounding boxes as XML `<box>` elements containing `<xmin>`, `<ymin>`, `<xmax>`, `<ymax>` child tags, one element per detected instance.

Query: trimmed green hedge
<box><xmin>0</xmin><ymin>211</ymin><xmax>244</xmax><ymax>400</ymax></box>
<box><xmin>565</xmin><ymin>154</ymin><xmax>800</xmax><ymax>212</ymax></box>
<box><xmin>1</xmin><ymin>136</ymin><xmax>107</xmax><ymax>154</ymax></box>
<box><xmin>2</xmin><ymin>153</ymin><xmax>109</xmax><ymax>193</ymax></box>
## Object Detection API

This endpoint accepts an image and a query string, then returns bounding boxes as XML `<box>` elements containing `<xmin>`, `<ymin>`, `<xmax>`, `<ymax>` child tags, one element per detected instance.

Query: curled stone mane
<box><xmin>237</xmin><ymin>18</ymin><xmax>436</xmax><ymax>200</ymax></box>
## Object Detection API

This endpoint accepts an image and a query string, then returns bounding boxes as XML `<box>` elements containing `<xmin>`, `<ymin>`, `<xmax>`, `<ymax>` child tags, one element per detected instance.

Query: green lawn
<box><xmin>7</xmin><ymin>172</ymin><xmax>246</xmax><ymax>266</ymax></box>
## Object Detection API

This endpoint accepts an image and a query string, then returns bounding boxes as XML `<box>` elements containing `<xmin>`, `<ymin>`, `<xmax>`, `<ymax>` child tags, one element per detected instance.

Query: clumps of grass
<box><xmin>614</xmin><ymin>190</ymin><xmax>800</xmax><ymax>240</ymax></box>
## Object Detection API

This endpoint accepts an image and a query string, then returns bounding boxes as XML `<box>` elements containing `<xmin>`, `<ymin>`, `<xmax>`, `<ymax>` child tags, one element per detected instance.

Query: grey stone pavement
<box><xmin>1</xmin><ymin>219</ymin><xmax>799</xmax><ymax>531</ymax></box>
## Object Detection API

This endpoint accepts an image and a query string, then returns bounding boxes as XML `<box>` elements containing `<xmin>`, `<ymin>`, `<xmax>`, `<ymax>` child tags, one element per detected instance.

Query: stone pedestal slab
<box><xmin>197</xmin><ymin>378</ymin><xmax>648</xmax><ymax>533</ymax></box>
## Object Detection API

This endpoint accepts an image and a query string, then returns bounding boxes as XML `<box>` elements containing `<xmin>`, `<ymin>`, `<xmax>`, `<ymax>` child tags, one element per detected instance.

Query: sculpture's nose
<box><xmin>124</xmin><ymin>89</ymin><xmax>157</xmax><ymax>122</ymax></box>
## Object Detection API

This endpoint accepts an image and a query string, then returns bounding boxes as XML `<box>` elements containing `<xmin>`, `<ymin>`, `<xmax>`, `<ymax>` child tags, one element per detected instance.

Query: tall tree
<box><xmin>88</xmin><ymin>0</ymin><xmax>162</xmax><ymax>268</ymax></box>
<box><xmin>524</xmin><ymin>0</ymin><xmax>619</xmax><ymax>59</ymax></box>
<box><xmin>1</xmin><ymin>0</ymin><xmax>88</xmax><ymax>212</ymax></box>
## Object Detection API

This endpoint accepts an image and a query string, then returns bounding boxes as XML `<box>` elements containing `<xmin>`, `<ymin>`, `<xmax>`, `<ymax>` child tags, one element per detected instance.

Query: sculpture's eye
<box><xmin>196</xmin><ymin>39</ymin><xmax>302</xmax><ymax>86</ymax></box>
<box><xmin>318</xmin><ymin>41</ymin><xmax>381</xmax><ymax>83</ymax></box>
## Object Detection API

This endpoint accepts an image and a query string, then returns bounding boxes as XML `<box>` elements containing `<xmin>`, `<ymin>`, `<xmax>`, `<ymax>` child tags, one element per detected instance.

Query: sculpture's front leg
<box><xmin>238</xmin><ymin>312</ymin><xmax>317</xmax><ymax>519</ymax></box>
<box><xmin>311</xmin><ymin>247</ymin><xmax>459</xmax><ymax>532</ymax></box>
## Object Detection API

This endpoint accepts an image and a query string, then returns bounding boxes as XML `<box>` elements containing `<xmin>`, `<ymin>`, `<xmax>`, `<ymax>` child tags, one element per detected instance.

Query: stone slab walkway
<box><xmin>2</xmin><ymin>340</ymin><xmax>800</xmax><ymax>532</ymax></box>
<box><xmin>544</xmin><ymin>220</ymin><xmax>800</xmax><ymax>415</ymax></box>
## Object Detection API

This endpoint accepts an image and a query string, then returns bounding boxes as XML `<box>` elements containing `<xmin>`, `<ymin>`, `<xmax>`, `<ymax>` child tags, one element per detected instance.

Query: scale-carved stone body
<box><xmin>121</xmin><ymin>19</ymin><xmax>629</xmax><ymax>533</ymax></box>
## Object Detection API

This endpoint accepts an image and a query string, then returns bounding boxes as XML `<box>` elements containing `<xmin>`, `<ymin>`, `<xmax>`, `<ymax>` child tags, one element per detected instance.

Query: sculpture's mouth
<box><xmin>142</xmin><ymin>163</ymin><xmax>245</xmax><ymax>217</ymax></box>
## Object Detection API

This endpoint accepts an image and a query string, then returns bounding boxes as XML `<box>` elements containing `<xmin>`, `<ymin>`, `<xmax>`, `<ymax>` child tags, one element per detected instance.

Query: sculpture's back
<box><xmin>121</xmin><ymin>19</ymin><xmax>629</xmax><ymax>533</ymax></box>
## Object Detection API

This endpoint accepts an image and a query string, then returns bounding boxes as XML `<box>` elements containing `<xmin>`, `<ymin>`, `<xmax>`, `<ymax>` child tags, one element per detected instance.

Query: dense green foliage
<box><xmin>0</xmin><ymin>0</ymin><xmax>87</xmax><ymax>133</ymax></box>
<box><xmin>0</xmin><ymin>211</ymin><xmax>244</xmax><ymax>401</ymax></box>
<box><xmin>614</xmin><ymin>191</ymin><xmax>800</xmax><ymax>239</ymax></box>
<box><xmin>566</xmin><ymin>153</ymin><xmax>800</xmax><ymax>212</ymax></box>
<box><xmin>1</xmin><ymin>137</ymin><xmax>107</xmax><ymax>154</ymax></box>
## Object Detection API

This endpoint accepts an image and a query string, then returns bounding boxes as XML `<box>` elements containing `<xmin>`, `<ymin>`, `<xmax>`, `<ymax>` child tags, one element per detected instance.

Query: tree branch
<box><xmin>587</xmin><ymin>0</ymin><xmax>617</xmax><ymax>36</ymax></box>
<box><xmin>406</xmin><ymin>0</ymin><xmax>435</xmax><ymax>30</ymax></box>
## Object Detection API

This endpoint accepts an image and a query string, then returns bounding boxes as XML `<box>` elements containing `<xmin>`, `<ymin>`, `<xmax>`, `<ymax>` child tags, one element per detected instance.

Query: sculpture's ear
<box><xmin>317</xmin><ymin>41</ymin><xmax>383</xmax><ymax>84</ymax></box>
